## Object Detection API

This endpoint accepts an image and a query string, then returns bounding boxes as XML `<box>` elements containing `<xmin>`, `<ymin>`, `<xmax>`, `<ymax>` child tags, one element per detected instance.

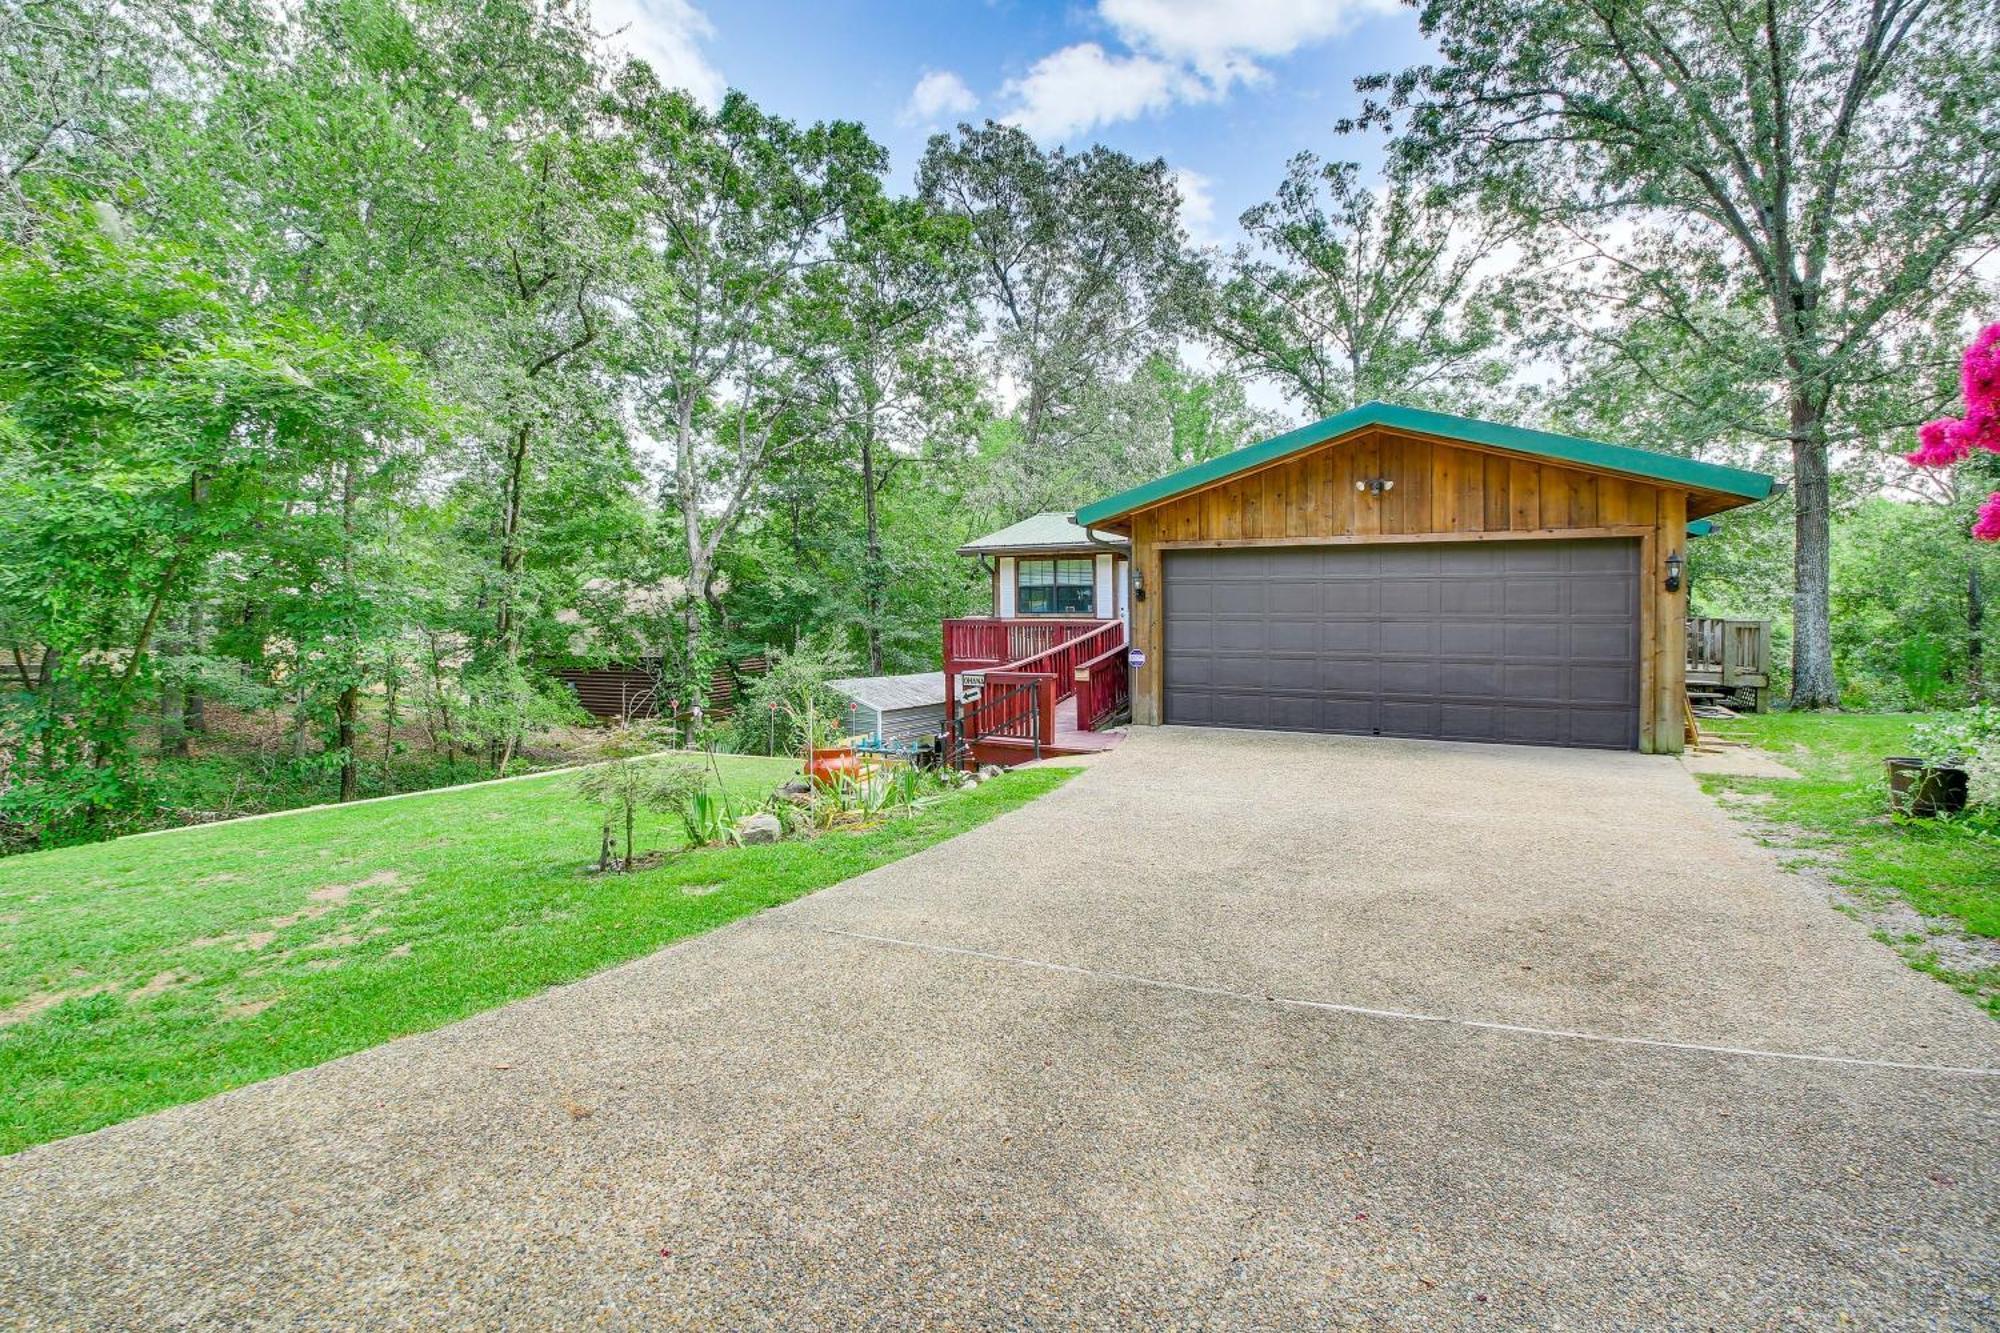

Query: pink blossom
<box><xmin>1962</xmin><ymin>323</ymin><xmax>2000</xmax><ymax>405</ymax></box>
<box><xmin>1909</xmin><ymin>323</ymin><xmax>2000</xmax><ymax>540</ymax></box>
<box><xmin>1974</xmin><ymin>492</ymin><xmax>2000</xmax><ymax>542</ymax></box>
<box><xmin>1907</xmin><ymin>417</ymin><xmax>1970</xmax><ymax>467</ymax></box>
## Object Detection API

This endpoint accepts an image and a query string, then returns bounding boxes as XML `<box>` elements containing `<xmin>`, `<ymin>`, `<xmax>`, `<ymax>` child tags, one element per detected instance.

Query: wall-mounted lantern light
<box><xmin>1664</xmin><ymin>549</ymin><xmax>1684</xmax><ymax>593</ymax></box>
<box><xmin>1131</xmin><ymin>565</ymin><xmax>1146</xmax><ymax>602</ymax></box>
<box><xmin>1354</xmin><ymin>478</ymin><xmax>1396</xmax><ymax>497</ymax></box>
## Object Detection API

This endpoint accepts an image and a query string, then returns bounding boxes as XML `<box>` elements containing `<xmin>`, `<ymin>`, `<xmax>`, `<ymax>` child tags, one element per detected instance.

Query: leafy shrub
<box><xmin>1910</xmin><ymin>704</ymin><xmax>2000</xmax><ymax>804</ymax></box>
<box><xmin>725</xmin><ymin>635</ymin><xmax>858</xmax><ymax>756</ymax></box>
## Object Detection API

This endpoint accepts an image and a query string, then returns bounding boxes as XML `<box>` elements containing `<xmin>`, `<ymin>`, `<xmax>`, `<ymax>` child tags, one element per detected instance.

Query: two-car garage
<box><xmin>1077</xmin><ymin>403</ymin><xmax>1778</xmax><ymax>755</ymax></box>
<box><xmin>1160</xmin><ymin>540</ymin><xmax>1641</xmax><ymax>750</ymax></box>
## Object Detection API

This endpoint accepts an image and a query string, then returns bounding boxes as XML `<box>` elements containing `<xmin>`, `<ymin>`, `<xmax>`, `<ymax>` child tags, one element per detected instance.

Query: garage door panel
<box><xmin>1569</xmin><ymin>623</ymin><xmax>1634</xmax><ymax>659</ymax></box>
<box><xmin>1567</xmin><ymin>709</ymin><xmax>1636</xmax><ymax>748</ymax></box>
<box><xmin>1165</xmin><ymin>618</ymin><xmax>1213</xmax><ymax>651</ymax></box>
<box><xmin>1571</xmin><ymin>665</ymin><xmax>1636</xmax><ymax>704</ymax></box>
<box><xmin>1264</xmin><ymin>694</ymin><xmax>1320</xmax><ymax>730</ymax></box>
<box><xmin>1572</xmin><ymin>580</ymin><xmax>1636</xmax><ymax>616</ymax></box>
<box><xmin>1323</xmin><ymin>698</ymin><xmax>1376</xmax><ymax>731</ymax></box>
<box><xmin>1503</xmin><ymin>544</ymin><xmax>1566</xmax><ymax>573</ymax></box>
<box><xmin>1163</xmin><ymin>539</ymin><xmax>1639</xmax><ymax>751</ymax></box>
<box><xmin>1504</xmin><ymin>581</ymin><xmax>1564</xmax><ymax>616</ymax></box>
<box><xmin>1214</xmin><ymin>619</ymin><xmax>1270</xmax><ymax>652</ymax></box>
<box><xmin>1319</xmin><ymin>659</ymin><xmax>1379</xmax><ymax>692</ymax></box>
<box><xmin>1439</xmin><ymin>621</ymin><xmax>1503</xmax><ymax>655</ymax></box>
<box><xmin>1379</xmin><ymin>579</ymin><xmax>1438</xmax><ymax>613</ymax></box>
<box><xmin>1441</xmin><ymin>661</ymin><xmax>1504</xmax><ymax>695</ymax></box>
<box><xmin>1380</xmin><ymin>621</ymin><xmax>1439</xmax><ymax>655</ymax></box>
<box><xmin>1440</xmin><ymin>581</ymin><xmax>1502</xmax><ymax>614</ymax></box>
<box><xmin>1211</xmin><ymin>691</ymin><xmax>1276</xmax><ymax>727</ymax></box>
<box><xmin>1322</xmin><ymin>582</ymin><xmax>1379</xmax><ymax>614</ymax></box>
<box><xmin>1503</xmin><ymin>622</ymin><xmax>1565</xmax><ymax>658</ymax></box>
<box><xmin>1266</xmin><ymin>583</ymin><xmax>1321</xmax><ymax>615</ymax></box>
<box><xmin>1265</xmin><ymin>619</ymin><xmax>1320</xmax><ymax>652</ymax></box>
<box><xmin>1379</xmin><ymin>700</ymin><xmax>1438</xmax><ymax>735</ymax></box>
<box><xmin>1321</xmin><ymin>620</ymin><xmax>1380</xmax><ymax>652</ymax></box>
<box><xmin>1383</xmin><ymin>660</ymin><xmax>1439</xmax><ymax>693</ymax></box>
<box><xmin>1502</xmin><ymin>706</ymin><xmax>1565</xmax><ymax>744</ymax></box>
<box><xmin>1212</xmin><ymin>654</ymin><xmax>1269</xmax><ymax>689</ymax></box>
<box><xmin>1502</xmin><ymin>663</ymin><xmax>1562</xmax><ymax>699</ymax></box>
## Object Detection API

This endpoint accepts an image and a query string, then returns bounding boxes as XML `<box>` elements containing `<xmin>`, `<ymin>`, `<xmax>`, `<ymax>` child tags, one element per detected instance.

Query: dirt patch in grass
<box><xmin>311</xmin><ymin>870</ymin><xmax>401</xmax><ymax>905</ymax></box>
<box><xmin>1</xmin><ymin>986</ymin><xmax>113</xmax><ymax>1027</ymax></box>
<box><xmin>130</xmin><ymin>970</ymin><xmax>196</xmax><ymax>1000</ymax></box>
<box><xmin>223</xmin><ymin>997</ymin><xmax>276</xmax><ymax>1020</ymax></box>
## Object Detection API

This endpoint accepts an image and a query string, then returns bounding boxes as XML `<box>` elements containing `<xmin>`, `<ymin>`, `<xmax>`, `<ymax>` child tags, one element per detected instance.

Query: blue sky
<box><xmin>597</xmin><ymin>0</ymin><xmax>1436</xmax><ymax>245</ymax></box>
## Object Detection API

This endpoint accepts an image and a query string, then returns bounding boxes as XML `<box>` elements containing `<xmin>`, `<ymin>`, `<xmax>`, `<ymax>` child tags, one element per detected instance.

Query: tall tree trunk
<box><xmin>336</xmin><ymin>685</ymin><xmax>360</xmax><ymax>802</ymax></box>
<box><xmin>338</xmin><ymin>460</ymin><xmax>360</xmax><ymax>802</ymax></box>
<box><xmin>381</xmin><ymin>649</ymin><xmax>400</xmax><ymax>789</ymax></box>
<box><xmin>159</xmin><ymin>611</ymin><xmax>189</xmax><ymax>758</ymax></box>
<box><xmin>1787</xmin><ymin>390</ymin><xmax>1837</xmax><ymax>708</ymax></box>
<box><xmin>494</xmin><ymin>421</ymin><xmax>531</xmax><ymax>665</ymax></box>
<box><xmin>182</xmin><ymin>599</ymin><xmax>206</xmax><ymax>736</ymax></box>
<box><xmin>677</xmin><ymin>398</ymin><xmax>708</xmax><ymax>737</ymax></box>
<box><xmin>860</xmin><ymin>420</ymin><xmax>884</xmax><ymax>675</ymax></box>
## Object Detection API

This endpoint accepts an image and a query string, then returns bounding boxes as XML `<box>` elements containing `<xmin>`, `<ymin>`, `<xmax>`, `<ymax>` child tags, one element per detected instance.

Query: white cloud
<box><xmin>1101</xmin><ymin>0</ymin><xmax>1398</xmax><ymax>88</ymax></box>
<box><xmin>999</xmin><ymin>0</ymin><xmax>1400</xmax><ymax>141</ymax></box>
<box><xmin>1000</xmin><ymin>43</ymin><xmax>1208</xmax><ymax>142</ymax></box>
<box><xmin>593</xmin><ymin>0</ymin><xmax>725</xmax><ymax>107</ymax></box>
<box><xmin>1170</xmin><ymin>166</ymin><xmax>1218</xmax><ymax>245</ymax></box>
<box><xmin>902</xmin><ymin>69</ymin><xmax>979</xmax><ymax>126</ymax></box>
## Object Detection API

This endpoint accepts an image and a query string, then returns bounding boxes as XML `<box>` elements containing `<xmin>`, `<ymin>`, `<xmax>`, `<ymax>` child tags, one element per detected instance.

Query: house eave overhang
<box><xmin>1076</xmin><ymin>402</ymin><xmax>1779</xmax><ymax>529</ymax></box>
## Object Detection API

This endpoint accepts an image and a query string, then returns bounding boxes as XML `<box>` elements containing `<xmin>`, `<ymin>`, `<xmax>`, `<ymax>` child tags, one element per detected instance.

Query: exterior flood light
<box><xmin>1665</xmin><ymin>549</ymin><xmax>1685</xmax><ymax>593</ymax></box>
<box><xmin>1355</xmin><ymin>478</ymin><xmax>1395</xmax><ymax>496</ymax></box>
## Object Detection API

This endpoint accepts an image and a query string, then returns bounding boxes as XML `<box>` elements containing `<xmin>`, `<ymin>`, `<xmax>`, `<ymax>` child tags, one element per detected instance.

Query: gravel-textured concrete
<box><xmin>4</xmin><ymin>727</ymin><xmax>1996</xmax><ymax>1329</ymax></box>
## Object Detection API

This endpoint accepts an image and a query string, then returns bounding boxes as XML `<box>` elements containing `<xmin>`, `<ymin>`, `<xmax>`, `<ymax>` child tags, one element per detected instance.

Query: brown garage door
<box><xmin>1162</xmin><ymin>539</ymin><xmax>1640</xmax><ymax>750</ymax></box>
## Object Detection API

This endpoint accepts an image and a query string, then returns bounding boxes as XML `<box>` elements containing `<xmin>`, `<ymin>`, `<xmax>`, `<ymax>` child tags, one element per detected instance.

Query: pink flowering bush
<box><xmin>1909</xmin><ymin>322</ymin><xmax>2000</xmax><ymax>540</ymax></box>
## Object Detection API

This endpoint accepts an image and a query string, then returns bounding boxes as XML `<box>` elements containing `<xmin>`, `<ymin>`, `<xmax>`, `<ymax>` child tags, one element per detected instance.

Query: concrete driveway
<box><xmin>3</xmin><ymin>728</ymin><xmax>1996</xmax><ymax>1328</ymax></box>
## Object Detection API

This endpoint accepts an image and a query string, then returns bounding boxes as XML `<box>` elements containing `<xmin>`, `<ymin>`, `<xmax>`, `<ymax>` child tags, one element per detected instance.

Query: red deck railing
<box><xmin>1073</xmin><ymin>639</ymin><xmax>1131</xmax><ymax>732</ymax></box>
<box><xmin>943</xmin><ymin>617</ymin><xmax>1105</xmax><ymax>672</ymax></box>
<box><xmin>946</xmin><ymin>618</ymin><xmax>1127</xmax><ymax>755</ymax></box>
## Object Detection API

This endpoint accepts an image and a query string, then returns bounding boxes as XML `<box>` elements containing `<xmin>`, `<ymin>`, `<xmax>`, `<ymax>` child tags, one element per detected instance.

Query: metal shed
<box><xmin>828</xmin><ymin>673</ymin><xmax>960</xmax><ymax>746</ymax></box>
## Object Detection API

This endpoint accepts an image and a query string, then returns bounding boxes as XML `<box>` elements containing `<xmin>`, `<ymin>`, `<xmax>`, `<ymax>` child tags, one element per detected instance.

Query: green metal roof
<box><xmin>1075</xmin><ymin>402</ymin><xmax>1777</xmax><ymax>528</ymax></box>
<box><xmin>957</xmin><ymin>511</ymin><xmax>1129</xmax><ymax>555</ymax></box>
<box><xmin>1686</xmin><ymin>519</ymin><xmax>1717</xmax><ymax>537</ymax></box>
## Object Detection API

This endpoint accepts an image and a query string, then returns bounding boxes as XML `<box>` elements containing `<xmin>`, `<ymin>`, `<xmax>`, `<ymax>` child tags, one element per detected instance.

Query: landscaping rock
<box><xmin>780</xmin><ymin>780</ymin><xmax>812</xmax><ymax>796</ymax></box>
<box><xmin>978</xmin><ymin>764</ymin><xmax>1002</xmax><ymax>780</ymax></box>
<box><xmin>736</xmin><ymin>813</ymin><xmax>783</xmax><ymax>845</ymax></box>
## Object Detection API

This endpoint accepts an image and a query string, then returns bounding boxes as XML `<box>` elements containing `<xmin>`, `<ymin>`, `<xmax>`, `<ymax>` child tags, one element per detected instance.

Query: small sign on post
<box><xmin>1128</xmin><ymin>647</ymin><xmax>1147</xmax><ymax>668</ymax></box>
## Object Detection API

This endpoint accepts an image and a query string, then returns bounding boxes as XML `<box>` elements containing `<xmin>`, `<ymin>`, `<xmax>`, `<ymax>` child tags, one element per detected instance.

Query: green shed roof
<box><xmin>1075</xmin><ymin>402</ymin><xmax>1777</xmax><ymax>528</ymax></box>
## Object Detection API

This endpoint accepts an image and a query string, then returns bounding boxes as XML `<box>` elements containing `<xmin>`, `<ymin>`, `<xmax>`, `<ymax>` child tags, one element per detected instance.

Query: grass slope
<box><xmin>1699</xmin><ymin>713</ymin><xmax>1999</xmax><ymax>1013</ymax></box>
<box><xmin>0</xmin><ymin>757</ymin><xmax>1075</xmax><ymax>1154</ymax></box>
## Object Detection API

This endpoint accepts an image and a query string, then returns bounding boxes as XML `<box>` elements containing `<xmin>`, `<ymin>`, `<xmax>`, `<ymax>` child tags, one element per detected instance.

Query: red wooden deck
<box><xmin>945</xmin><ymin>617</ymin><xmax>1129</xmax><ymax>766</ymax></box>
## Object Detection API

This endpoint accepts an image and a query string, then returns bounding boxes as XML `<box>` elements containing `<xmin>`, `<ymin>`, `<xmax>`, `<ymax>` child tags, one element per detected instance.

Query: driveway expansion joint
<box><xmin>819</xmin><ymin>927</ymin><xmax>2000</xmax><ymax>1079</ymax></box>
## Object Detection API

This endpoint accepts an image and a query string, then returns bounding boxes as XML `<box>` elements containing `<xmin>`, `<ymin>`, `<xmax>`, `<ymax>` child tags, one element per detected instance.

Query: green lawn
<box><xmin>0</xmin><ymin>756</ymin><xmax>1075</xmax><ymax>1154</ymax></box>
<box><xmin>1698</xmin><ymin>712</ymin><xmax>1999</xmax><ymax>1013</ymax></box>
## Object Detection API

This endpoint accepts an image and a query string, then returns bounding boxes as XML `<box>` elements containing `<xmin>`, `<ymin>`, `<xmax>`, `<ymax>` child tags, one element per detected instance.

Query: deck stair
<box><xmin>943</xmin><ymin>618</ymin><xmax>1129</xmax><ymax>766</ymax></box>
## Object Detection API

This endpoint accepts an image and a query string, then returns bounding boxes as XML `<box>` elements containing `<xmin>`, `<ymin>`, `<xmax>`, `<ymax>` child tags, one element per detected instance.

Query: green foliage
<box><xmin>1360</xmin><ymin>0</ymin><xmax>2000</xmax><ymax>705</ymax></box>
<box><xmin>726</xmin><ymin>636</ymin><xmax>860</xmax><ymax>756</ymax></box>
<box><xmin>1910</xmin><ymin>706</ymin><xmax>2000</xmax><ymax>798</ymax></box>
<box><xmin>1196</xmin><ymin>155</ymin><xmax>1511</xmax><ymax>416</ymax></box>
<box><xmin>919</xmin><ymin>122</ymin><xmax>1188</xmax><ymax>515</ymax></box>
<box><xmin>1701</xmin><ymin>712</ymin><xmax>1999</xmax><ymax>1012</ymax></box>
<box><xmin>0</xmin><ymin>754</ymin><xmax>1074</xmax><ymax>1151</ymax></box>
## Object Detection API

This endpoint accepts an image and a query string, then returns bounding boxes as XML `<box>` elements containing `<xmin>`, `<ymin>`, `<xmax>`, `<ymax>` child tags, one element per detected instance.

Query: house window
<box><xmin>1017</xmin><ymin>558</ymin><xmax>1095</xmax><ymax>615</ymax></box>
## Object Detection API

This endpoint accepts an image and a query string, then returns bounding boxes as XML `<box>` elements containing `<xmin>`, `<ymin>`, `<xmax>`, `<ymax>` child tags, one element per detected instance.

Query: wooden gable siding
<box><xmin>1134</xmin><ymin>430</ymin><xmax>1671</xmax><ymax>541</ymax></box>
<box><xmin>1120</xmin><ymin>428</ymin><xmax>1691</xmax><ymax>753</ymax></box>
